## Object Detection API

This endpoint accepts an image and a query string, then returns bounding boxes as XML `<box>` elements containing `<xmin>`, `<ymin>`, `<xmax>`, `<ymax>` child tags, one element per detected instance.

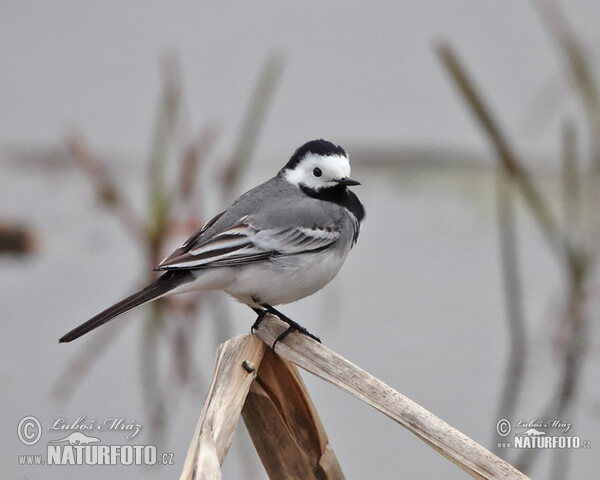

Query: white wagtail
<box><xmin>59</xmin><ymin>139</ymin><xmax>365</xmax><ymax>345</ymax></box>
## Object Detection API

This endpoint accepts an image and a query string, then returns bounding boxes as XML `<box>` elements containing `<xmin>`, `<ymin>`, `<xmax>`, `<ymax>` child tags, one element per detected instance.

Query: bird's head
<box><xmin>279</xmin><ymin>139</ymin><xmax>360</xmax><ymax>192</ymax></box>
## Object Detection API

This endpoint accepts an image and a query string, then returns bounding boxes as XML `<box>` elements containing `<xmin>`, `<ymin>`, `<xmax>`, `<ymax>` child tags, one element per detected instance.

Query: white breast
<box><xmin>224</xmin><ymin>244</ymin><xmax>351</xmax><ymax>307</ymax></box>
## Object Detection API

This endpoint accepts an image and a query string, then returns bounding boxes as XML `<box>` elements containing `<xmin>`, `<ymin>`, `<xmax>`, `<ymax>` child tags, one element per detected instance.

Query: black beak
<box><xmin>337</xmin><ymin>177</ymin><xmax>361</xmax><ymax>186</ymax></box>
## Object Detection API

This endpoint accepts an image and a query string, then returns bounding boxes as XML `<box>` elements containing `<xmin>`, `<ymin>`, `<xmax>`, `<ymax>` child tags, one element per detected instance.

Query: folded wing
<box><xmin>155</xmin><ymin>216</ymin><xmax>340</xmax><ymax>270</ymax></box>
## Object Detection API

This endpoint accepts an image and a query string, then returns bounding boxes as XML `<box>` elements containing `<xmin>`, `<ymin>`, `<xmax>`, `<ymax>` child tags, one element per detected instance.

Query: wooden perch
<box><xmin>253</xmin><ymin>315</ymin><xmax>529</xmax><ymax>480</ymax></box>
<box><xmin>179</xmin><ymin>335</ymin><xmax>266</xmax><ymax>480</ymax></box>
<box><xmin>180</xmin><ymin>314</ymin><xmax>529</xmax><ymax>480</ymax></box>
<box><xmin>242</xmin><ymin>348</ymin><xmax>345</xmax><ymax>479</ymax></box>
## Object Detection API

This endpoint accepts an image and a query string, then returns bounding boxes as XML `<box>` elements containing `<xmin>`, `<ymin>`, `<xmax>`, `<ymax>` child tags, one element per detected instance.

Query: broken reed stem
<box><xmin>179</xmin><ymin>335</ymin><xmax>266</xmax><ymax>480</ymax></box>
<box><xmin>254</xmin><ymin>315</ymin><xmax>530</xmax><ymax>480</ymax></box>
<box><xmin>180</xmin><ymin>333</ymin><xmax>344</xmax><ymax>480</ymax></box>
<box><xmin>242</xmin><ymin>348</ymin><xmax>345</xmax><ymax>479</ymax></box>
<box><xmin>180</xmin><ymin>315</ymin><xmax>528</xmax><ymax>479</ymax></box>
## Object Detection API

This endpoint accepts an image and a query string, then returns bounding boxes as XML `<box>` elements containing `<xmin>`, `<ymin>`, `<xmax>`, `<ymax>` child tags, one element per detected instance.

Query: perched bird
<box><xmin>59</xmin><ymin>139</ymin><xmax>365</xmax><ymax>345</ymax></box>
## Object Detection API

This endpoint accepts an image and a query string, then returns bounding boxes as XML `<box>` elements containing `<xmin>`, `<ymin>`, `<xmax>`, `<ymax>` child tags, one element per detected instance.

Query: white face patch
<box><xmin>283</xmin><ymin>153</ymin><xmax>351</xmax><ymax>190</ymax></box>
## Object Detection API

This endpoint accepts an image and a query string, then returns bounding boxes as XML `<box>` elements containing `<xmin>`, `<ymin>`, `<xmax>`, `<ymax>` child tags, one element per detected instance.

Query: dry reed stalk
<box><xmin>253</xmin><ymin>315</ymin><xmax>530</xmax><ymax>480</ymax></box>
<box><xmin>179</xmin><ymin>335</ymin><xmax>266</xmax><ymax>480</ymax></box>
<box><xmin>242</xmin><ymin>347</ymin><xmax>345</xmax><ymax>479</ymax></box>
<box><xmin>180</xmin><ymin>315</ymin><xmax>529</xmax><ymax>479</ymax></box>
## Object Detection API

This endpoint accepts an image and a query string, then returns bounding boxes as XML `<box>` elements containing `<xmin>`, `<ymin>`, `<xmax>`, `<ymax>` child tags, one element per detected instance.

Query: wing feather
<box><xmin>156</xmin><ymin>210</ymin><xmax>227</xmax><ymax>267</ymax></box>
<box><xmin>155</xmin><ymin>219</ymin><xmax>340</xmax><ymax>271</ymax></box>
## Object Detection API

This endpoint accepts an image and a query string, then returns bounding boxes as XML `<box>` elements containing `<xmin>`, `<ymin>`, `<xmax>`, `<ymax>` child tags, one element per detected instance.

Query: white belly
<box><xmin>224</xmin><ymin>247</ymin><xmax>350</xmax><ymax>306</ymax></box>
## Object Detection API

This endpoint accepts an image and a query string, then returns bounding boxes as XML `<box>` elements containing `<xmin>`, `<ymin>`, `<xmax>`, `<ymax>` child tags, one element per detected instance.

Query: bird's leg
<box><xmin>250</xmin><ymin>307</ymin><xmax>268</xmax><ymax>333</ymax></box>
<box><xmin>259</xmin><ymin>302</ymin><xmax>321</xmax><ymax>349</ymax></box>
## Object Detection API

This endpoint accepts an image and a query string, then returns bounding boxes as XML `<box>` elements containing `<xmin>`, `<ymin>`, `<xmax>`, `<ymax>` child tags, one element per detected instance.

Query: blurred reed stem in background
<box><xmin>437</xmin><ymin>1</ymin><xmax>599</xmax><ymax>475</ymax></box>
<box><xmin>221</xmin><ymin>54</ymin><xmax>285</xmax><ymax>200</ymax></box>
<box><xmin>493</xmin><ymin>165</ymin><xmax>527</xmax><ymax>456</ymax></box>
<box><xmin>53</xmin><ymin>53</ymin><xmax>284</xmax><ymax>453</ymax></box>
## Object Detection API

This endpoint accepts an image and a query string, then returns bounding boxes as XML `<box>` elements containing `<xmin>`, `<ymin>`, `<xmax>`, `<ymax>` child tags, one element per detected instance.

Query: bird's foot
<box><xmin>251</xmin><ymin>308</ymin><xmax>267</xmax><ymax>333</ymax></box>
<box><xmin>272</xmin><ymin>324</ymin><xmax>321</xmax><ymax>349</ymax></box>
<box><xmin>258</xmin><ymin>303</ymin><xmax>321</xmax><ymax>349</ymax></box>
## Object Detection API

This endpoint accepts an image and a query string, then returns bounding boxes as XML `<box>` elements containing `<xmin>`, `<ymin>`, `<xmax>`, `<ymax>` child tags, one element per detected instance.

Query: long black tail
<box><xmin>59</xmin><ymin>271</ymin><xmax>193</xmax><ymax>343</ymax></box>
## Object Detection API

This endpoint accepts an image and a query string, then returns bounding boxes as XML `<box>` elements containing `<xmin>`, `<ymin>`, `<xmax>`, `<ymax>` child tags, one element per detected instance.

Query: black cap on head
<box><xmin>281</xmin><ymin>139</ymin><xmax>347</xmax><ymax>171</ymax></box>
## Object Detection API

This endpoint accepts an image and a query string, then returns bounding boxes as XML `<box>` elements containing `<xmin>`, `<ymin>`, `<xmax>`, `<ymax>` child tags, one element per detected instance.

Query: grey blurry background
<box><xmin>2</xmin><ymin>1</ymin><xmax>600</xmax><ymax>479</ymax></box>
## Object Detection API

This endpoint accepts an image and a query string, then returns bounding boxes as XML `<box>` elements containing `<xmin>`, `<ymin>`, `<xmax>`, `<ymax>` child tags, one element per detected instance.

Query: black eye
<box><xmin>313</xmin><ymin>167</ymin><xmax>322</xmax><ymax>177</ymax></box>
